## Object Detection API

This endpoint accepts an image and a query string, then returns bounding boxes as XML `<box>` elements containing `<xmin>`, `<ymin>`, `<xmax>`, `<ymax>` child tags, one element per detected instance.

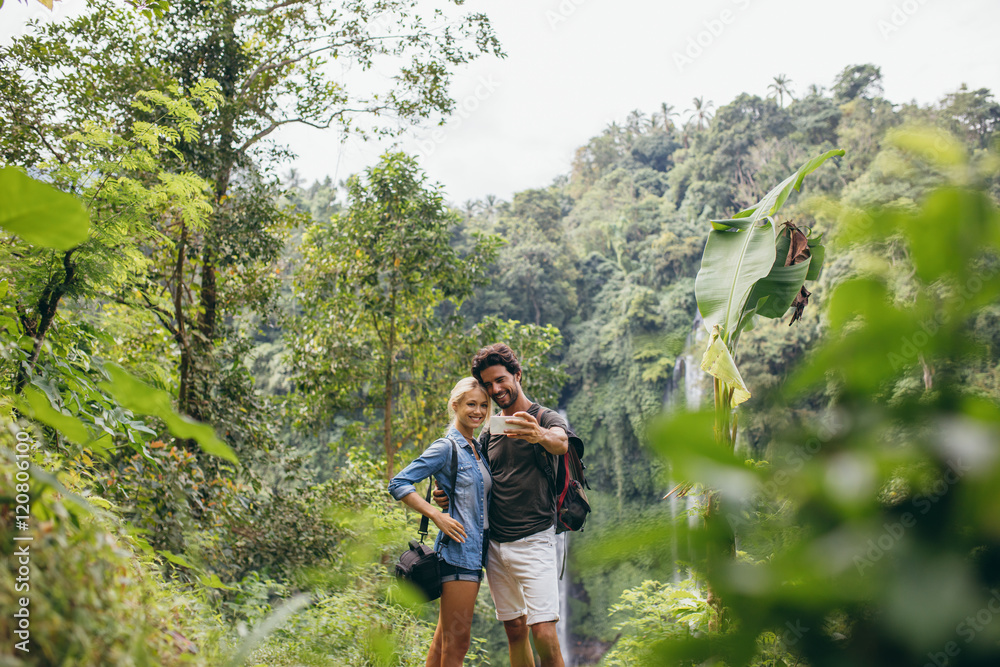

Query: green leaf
<box><xmin>700</xmin><ymin>327</ymin><xmax>751</xmax><ymax>406</ymax></box>
<box><xmin>745</xmin><ymin>261</ymin><xmax>810</xmax><ymax>319</ymax></box>
<box><xmin>20</xmin><ymin>387</ymin><xmax>94</xmax><ymax>445</ymax></box>
<box><xmin>0</xmin><ymin>168</ymin><xmax>90</xmax><ymax>250</ymax></box>
<box><xmin>86</xmin><ymin>496</ymin><xmax>114</xmax><ymax>510</ymax></box>
<box><xmin>695</xmin><ymin>221</ymin><xmax>777</xmax><ymax>340</ymax></box>
<box><xmin>101</xmin><ymin>365</ymin><xmax>238</xmax><ymax>464</ymax></box>
<box><xmin>695</xmin><ymin>150</ymin><xmax>843</xmax><ymax>340</ymax></box>
<box><xmin>805</xmin><ymin>243</ymin><xmax>825</xmax><ymax>281</ymax></box>
<box><xmin>158</xmin><ymin>550</ymin><xmax>194</xmax><ymax>568</ymax></box>
<box><xmin>709</xmin><ymin>217</ymin><xmax>754</xmax><ymax>231</ymax></box>
<box><xmin>198</xmin><ymin>573</ymin><xmax>237</xmax><ymax>590</ymax></box>
<box><xmin>737</xmin><ymin>148</ymin><xmax>845</xmax><ymax>223</ymax></box>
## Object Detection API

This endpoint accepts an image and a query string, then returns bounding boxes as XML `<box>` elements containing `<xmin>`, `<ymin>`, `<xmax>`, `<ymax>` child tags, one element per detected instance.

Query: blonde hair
<box><xmin>447</xmin><ymin>376</ymin><xmax>490</xmax><ymax>424</ymax></box>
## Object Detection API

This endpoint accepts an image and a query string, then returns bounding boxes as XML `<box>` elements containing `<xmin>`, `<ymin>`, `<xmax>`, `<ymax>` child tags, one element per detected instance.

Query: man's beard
<box><xmin>493</xmin><ymin>386</ymin><xmax>518</xmax><ymax>409</ymax></box>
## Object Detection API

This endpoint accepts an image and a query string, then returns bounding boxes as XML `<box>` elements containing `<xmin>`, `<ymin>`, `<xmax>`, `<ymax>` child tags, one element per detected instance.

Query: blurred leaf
<box><xmin>887</xmin><ymin>125</ymin><xmax>967</xmax><ymax>167</ymax></box>
<box><xmin>101</xmin><ymin>365</ymin><xmax>238</xmax><ymax>463</ymax></box>
<box><xmin>157</xmin><ymin>550</ymin><xmax>194</xmax><ymax>569</ymax></box>
<box><xmin>0</xmin><ymin>167</ymin><xmax>90</xmax><ymax>250</ymax></box>
<box><xmin>198</xmin><ymin>573</ymin><xmax>236</xmax><ymax>590</ymax></box>
<box><xmin>20</xmin><ymin>386</ymin><xmax>94</xmax><ymax>446</ymax></box>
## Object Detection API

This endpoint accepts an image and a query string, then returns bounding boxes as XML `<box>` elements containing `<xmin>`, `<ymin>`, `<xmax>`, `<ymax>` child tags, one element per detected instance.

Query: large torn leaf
<box><xmin>695</xmin><ymin>150</ymin><xmax>843</xmax><ymax>340</ymax></box>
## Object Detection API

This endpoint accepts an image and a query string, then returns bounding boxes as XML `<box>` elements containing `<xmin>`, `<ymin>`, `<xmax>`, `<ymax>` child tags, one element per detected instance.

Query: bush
<box><xmin>0</xmin><ymin>450</ymin><xmax>223</xmax><ymax>666</ymax></box>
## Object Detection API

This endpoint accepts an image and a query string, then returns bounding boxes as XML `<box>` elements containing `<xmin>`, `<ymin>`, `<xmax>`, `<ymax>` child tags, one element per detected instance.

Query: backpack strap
<box><xmin>437</xmin><ymin>436</ymin><xmax>460</xmax><ymax>546</ymax></box>
<box><xmin>532</xmin><ymin>407</ymin><xmax>560</xmax><ymax>497</ymax></box>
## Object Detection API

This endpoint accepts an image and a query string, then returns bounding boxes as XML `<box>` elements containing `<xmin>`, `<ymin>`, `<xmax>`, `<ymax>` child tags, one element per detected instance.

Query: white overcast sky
<box><xmin>3</xmin><ymin>0</ymin><xmax>999</xmax><ymax>205</ymax></box>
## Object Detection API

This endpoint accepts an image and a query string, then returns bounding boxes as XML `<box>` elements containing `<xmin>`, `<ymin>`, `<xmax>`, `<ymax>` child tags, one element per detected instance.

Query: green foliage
<box><xmin>0</xmin><ymin>443</ymin><xmax>223</xmax><ymax>666</ymax></box>
<box><xmin>603</xmin><ymin>133</ymin><xmax>1000</xmax><ymax>666</ymax></box>
<box><xmin>288</xmin><ymin>152</ymin><xmax>501</xmax><ymax>476</ymax></box>
<box><xmin>602</xmin><ymin>579</ymin><xmax>715</xmax><ymax>666</ymax></box>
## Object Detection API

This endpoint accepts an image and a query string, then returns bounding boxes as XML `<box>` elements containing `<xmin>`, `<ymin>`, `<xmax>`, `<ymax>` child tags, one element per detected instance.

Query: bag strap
<box><xmin>421</xmin><ymin>436</ymin><xmax>459</xmax><ymax>544</ymax></box>
<box><xmin>418</xmin><ymin>478</ymin><xmax>434</xmax><ymax>543</ymax></box>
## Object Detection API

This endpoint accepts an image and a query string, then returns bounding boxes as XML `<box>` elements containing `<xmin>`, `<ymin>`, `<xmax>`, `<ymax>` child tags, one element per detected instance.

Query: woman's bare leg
<box><xmin>437</xmin><ymin>580</ymin><xmax>481</xmax><ymax>666</ymax></box>
<box><xmin>426</xmin><ymin>621</ymin><xmax>444</xmax><ymax>667</ymax></box>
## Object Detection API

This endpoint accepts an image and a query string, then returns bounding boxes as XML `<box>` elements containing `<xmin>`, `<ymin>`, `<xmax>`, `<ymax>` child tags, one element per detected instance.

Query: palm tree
<box><xmin>686</xmin><ymin>97</ymin><xmax>714</xmax><ymax>131</ymax></box>
<box><xmin>767</xmin><ymin>74</ymin><xmax>794</xmax><ymax>108</ymax></box>
<box><xmin>482</xmin><ymin>194</ymin><xmax>499</xmax><ymax>222</ymax></box>
<box><xmin>462</xmin><ymin>199</ymin><xmax>481</xmax><ymax>219</ymax></box>
<box><xmin>625</xmin><ymin>109</ymin><xmax>648</xmax><ymax>135</ymax></box>
<box><xmin>654</xmin><ymin>102</ymin><xmax>679</xmax><ymax>131</ymax></box>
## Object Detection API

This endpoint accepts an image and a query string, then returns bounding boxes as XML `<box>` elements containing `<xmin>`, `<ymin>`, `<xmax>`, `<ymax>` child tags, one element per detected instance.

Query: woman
<box><xmin>388</xmin><ymin>377</ymin><xmax>493</xmax><ymax>667</ymax></box>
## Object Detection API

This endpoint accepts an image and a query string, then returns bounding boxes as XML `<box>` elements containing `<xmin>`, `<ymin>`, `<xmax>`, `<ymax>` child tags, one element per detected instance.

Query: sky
<box><xmin>3</xmin><ymin>0</ymin><xmax>999</xmax><ymax>205</ymax></box>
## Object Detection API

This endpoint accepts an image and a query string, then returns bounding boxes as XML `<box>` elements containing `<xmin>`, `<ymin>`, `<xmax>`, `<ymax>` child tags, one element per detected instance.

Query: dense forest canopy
<box><xmin>2</xmin><ymin>1</ymin><xmax>1000</xmax><ymax>665</ymax></box>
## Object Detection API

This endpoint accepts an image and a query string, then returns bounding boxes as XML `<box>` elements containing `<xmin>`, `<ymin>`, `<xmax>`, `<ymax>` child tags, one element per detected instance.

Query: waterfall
<box><xmin>556</xmin><ymin>531</ymin><xmax>572</xmax><ymax>665</ymax></box>
<box><xmin>556</xmin><ymin>409</ymin><xmax>574</xmax><ymax>666</ymax></box>
<box><xmin>663</xmin><ymin>314</ymin><xmax>709</xmax><ymax>582</ymax></box>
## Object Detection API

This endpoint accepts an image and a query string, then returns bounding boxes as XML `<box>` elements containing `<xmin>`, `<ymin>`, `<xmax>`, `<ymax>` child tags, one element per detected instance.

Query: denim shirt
<box><xmin>388</xmin><ymin>425</ymin><xmax>491</xmax><ymax>570</ymax></box>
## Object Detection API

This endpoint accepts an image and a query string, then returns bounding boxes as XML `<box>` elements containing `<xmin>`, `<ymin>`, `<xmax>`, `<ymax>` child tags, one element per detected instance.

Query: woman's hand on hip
<box><xmin>433</xmin><ymin>512</ymin><xmax>467</xmax><ymax>543</ymax></box>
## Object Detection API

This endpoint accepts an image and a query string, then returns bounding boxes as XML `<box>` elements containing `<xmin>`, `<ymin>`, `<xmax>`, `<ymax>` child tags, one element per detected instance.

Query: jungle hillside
<box><xmin>2</xmin><ymin>1</ymin><xmax>1000</xmax><ymax>666</ymax></box>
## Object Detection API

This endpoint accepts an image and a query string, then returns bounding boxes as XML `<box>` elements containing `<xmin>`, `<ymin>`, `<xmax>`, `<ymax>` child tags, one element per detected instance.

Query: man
<box><xmin>438</xmin><ymin>343</ymin><xmax>579</xmax><ymax>667</ymax></box>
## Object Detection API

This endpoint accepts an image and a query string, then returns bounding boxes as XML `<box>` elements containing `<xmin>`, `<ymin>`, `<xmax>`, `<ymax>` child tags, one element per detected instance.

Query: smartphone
<box><xmin>490</xmin><ymin>415</ymin><xmax>520</xmax><ymax>433</ymax></box>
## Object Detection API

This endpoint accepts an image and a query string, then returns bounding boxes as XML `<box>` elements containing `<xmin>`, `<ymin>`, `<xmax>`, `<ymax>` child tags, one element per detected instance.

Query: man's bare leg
<box><xmin>531</xmin><ymin>620</ymin><xmax>564</xmax><ymax>667</ymax></box>
<box><xmin>502</xmin><ymin>616</ymin><xmax>534</xmax><ymax>667</ymax></box>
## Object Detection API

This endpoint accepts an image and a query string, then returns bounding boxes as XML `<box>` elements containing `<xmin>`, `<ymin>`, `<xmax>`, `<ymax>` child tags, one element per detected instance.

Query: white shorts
<box><xmin>485</xmin><ymin>526</ymin><xmax>560</xmax><ymax>625</ymax></box>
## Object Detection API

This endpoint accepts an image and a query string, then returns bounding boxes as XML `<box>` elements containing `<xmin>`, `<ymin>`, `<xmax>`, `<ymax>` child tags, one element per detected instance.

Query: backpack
<box><xmin>532</xmin><ymin>408</ymin><xmax>591</xmax><ymax>534</ymax></box>
<box><xmin>482</xmin><ymin>407</ymin><xmax>591</xmax><ymax>534</ymax></box>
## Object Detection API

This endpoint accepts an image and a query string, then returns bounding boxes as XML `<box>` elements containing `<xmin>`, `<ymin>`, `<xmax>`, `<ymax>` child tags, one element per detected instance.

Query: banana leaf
<box><xmin>695</xmin><ymin>149</ymin><xmax>843</xmax><ymax>342</ymax></box>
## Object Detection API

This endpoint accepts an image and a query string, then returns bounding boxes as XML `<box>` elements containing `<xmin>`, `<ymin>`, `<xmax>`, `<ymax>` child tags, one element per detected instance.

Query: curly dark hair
<box><xmin>471</xmin><ymin>343</ymin><xmax>521</xmax><ymax>384</ymax></box>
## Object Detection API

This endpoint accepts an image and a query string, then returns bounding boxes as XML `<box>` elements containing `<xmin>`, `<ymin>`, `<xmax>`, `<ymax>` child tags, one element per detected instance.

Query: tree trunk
<box><xmin>384</xmin><ymin>320</ymin><xmax>396</xmax><ymax>480</ymax></box>
<box><xmin>14</xmin><ymin>250</ymin><xmax>75</xmax><ymax>393</ymax></box>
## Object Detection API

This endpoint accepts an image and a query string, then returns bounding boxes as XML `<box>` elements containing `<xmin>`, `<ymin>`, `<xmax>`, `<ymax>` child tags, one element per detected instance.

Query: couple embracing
<box><xmin>388</xmin><ymin>343</ymin><xmax>580</xmax><ymax>667</ymax></box>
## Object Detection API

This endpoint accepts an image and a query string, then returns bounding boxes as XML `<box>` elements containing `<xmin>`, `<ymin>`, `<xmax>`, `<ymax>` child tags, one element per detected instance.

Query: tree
<box><xmin>0</xmin><ymin>84</ymin><xmax>219</xmax><ymax>396</ymax></box>
<box><xmin>625</xmin><ymin>109</ymin><xmax>649</xmax><ymax>136</ymax></box>
<box><xmin>686</xmin><ymin>97</ymin><xmax>715</xmax><ymax>131</ymax></box>
<box><xmin>151</xmin><ymin>0</ymin><xmax>502</xmax><ymax>418</ymax></box>
<box><xmin>2</xmin><ymin>0</ymin><xmax>504</xmax><ymax>422</ymax></box>
<box><xmin>653</xmin><ymin>102</ymin><xmax>679</xmax><ymax>132</ymax></box>
<box><xmin>942</xmin><ymin>84</ymin><xmax>1000</xmax><ymax>148</ymax></box>
<box><xmin>767</xmin><ymin>74</ymin><xmax>794</xmax><ymax>108</ymax></box>
<box><xmin>287</xmin><ymin>152</ymin><xmax>501</xmax><ymax>478</ymax></box>
<box><xmin>694</xmin><ymin>149</ymin><xmax>842</xmax><ymax>442</ymax></box>
<box><xmin>833</xmin><ymin>63</ymin><xmax>883</xmax><ymax>103</ymax></box>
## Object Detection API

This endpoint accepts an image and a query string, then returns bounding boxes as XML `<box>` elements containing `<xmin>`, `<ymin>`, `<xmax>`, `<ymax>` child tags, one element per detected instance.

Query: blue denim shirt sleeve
<box><xmin>387</xmin><ymin>438</ymin><xmax>451</xmax><ymax>501</ymax></box>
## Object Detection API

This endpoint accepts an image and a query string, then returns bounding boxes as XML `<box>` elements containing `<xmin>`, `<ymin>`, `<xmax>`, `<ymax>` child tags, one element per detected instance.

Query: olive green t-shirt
<box><xmin>481</xmin><ymin>403</ymin><xmax>573</xmax><ymax>543</ymax></box>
